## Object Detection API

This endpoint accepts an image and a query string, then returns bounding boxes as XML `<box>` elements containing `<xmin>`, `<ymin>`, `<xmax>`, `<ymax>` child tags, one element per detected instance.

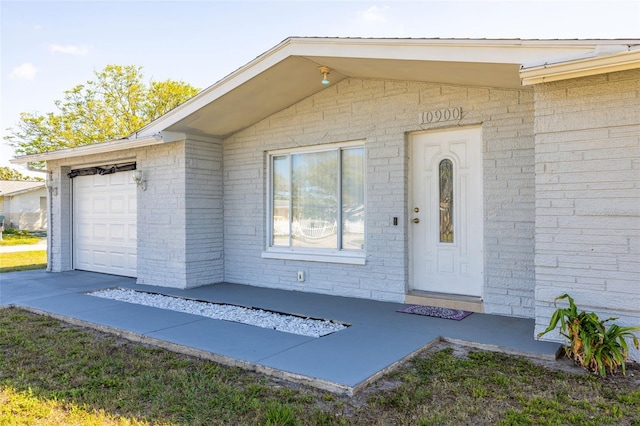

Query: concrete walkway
<box><xmin>0</xmin><ymin>270</ymin><xmax>561</xmax><ymax>395</ymax></box>
<box><xmin>0</xmin><ymin>239</ymin><xmax>47</xmax><ymax>253</ymax></box>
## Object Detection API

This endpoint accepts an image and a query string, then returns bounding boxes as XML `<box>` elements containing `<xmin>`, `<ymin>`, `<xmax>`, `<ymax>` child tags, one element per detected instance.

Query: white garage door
<box><xmin>73</xmin><ymin>172</ymin><xmax>137</xmax><ymax>277</ymax></box>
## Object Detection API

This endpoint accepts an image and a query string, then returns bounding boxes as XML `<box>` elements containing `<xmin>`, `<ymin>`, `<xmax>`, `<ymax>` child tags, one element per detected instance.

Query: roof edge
<box><xmin>135</xmin><ymin>37</ymin><xmax>297</xmax><ymax>137</ymax></box>
<box><xmin>137</xmin><ymin>37</ymin><xmax>633</xmax><ymax>137</ymax></box>
<box><xmin>2</xmin><ymin>185</ymin><xmax>46</xmax><ymax>197</ymax></box>
<box><xmin>520</xmin><ymin>47</ymin><xmax>640</xmax><ymax>85</ymax></box>
<box><xmin>10</xmin><ymin>136</ymin><xmax>162</xmax><ymax>165</ymax></box>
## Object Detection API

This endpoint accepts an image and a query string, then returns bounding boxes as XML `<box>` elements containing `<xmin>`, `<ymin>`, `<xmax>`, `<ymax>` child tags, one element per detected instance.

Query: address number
<box><xmin>420</xmin><ymin>107</ymin><xmax>461</xmax><ymax>124</ymax></box>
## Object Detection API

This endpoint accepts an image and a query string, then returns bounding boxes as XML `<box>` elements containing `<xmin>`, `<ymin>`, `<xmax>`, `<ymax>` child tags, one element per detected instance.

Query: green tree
<box><xmin>5</xmin><ymin>65</ymin><xmax>199</xmax><ymax>162</ymax></box>
<box><xmin>0</xmin><ymin>166</ymin><xmax>42</xmax><ymax>181</ymax></box>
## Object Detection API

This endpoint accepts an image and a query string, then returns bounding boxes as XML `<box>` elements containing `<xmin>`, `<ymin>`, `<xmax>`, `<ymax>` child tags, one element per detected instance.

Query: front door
<box><xmin>410</xmin><ymin>127</ymin><xmax>483</xmax><ymax>297</ymax></box>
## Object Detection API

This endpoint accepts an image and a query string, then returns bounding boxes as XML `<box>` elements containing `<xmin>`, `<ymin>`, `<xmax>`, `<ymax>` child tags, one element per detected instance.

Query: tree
<box><xmin>0</xmin><ymin>166</ymin><xmax>42</xmax><ymax>181</ymax></box>
<box><xmin>5</xmin><ymin>65</ymin><xmax>199</xmax><ymax>163</ymax></box>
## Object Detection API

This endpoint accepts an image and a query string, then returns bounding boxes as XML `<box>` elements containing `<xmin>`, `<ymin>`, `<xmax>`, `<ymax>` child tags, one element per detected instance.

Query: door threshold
<box><xmin>405</xmin><ymin>291</ymin><xmax>484</xmax><ymax>313</ymax></box>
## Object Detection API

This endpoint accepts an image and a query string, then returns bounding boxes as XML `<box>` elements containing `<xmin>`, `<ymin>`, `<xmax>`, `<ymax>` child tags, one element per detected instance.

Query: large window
<box><xmin>267</xmin><ymin>142</ymin><xmax>365</xmax><ymax>263</ymax></box>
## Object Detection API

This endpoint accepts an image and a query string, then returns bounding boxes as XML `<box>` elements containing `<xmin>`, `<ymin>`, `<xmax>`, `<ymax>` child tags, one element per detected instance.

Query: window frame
<box><xmin>263</xmin><ymin>140</ymin><xmax>366</xmax><ymax>265</ymax></box>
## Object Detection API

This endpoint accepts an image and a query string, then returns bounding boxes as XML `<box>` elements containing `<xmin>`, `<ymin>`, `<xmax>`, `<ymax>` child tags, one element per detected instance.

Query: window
<box><xmin>266</xmin><ymin>142</ymin><xmax>365</xmax><ymax>264</ymax></box>
<box><xmin>439</xmin><ymin>159</ymin><xmax>453</xmax><ymax>243</ymax></box>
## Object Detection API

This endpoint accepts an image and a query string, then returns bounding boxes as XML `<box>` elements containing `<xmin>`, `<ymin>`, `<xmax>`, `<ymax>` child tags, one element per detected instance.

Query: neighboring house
<box><xmin>0</xmin><ymin>180</ymin><xmax>47</xmax><ymax>231</ymax></box>
<box><xmin>11</xmin><ymin>38</ymin><xmax>640</xmax><ymax>359</ymax></box>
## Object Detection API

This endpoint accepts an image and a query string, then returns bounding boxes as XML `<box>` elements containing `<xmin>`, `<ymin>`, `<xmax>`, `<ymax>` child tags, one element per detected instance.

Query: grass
<box><xmin>0</xmin><ymin>250</ymin><xmax>47</xmax><ymax>273</ymax></box>
<box><xmin>0</xmin><ymin>232</ymin><xmax>42</xmax><ymax>246</ymax></box>
<box><xmin>1</xmin><ymin>307</ymin><xmax>639</xmax><ymax>425</ymax></box>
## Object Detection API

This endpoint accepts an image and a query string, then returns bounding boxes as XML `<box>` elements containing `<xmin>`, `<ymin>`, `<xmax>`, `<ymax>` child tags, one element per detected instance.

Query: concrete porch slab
<box><xmin>0</xmin><ymin>270</ymin><xmax>561</xmax><ymax>395</ymax></box>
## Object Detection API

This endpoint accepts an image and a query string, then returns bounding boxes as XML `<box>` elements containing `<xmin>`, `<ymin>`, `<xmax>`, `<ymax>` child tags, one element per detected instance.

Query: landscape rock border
<box><xmin>89</xmin><ymin>288</ymin><xmax>348</xmax><ymax>338</ymax></box>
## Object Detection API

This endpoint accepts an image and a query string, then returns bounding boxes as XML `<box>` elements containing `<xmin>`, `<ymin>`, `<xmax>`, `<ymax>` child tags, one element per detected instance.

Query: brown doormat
<box><xmin>396</xmin><ymin>305</ymin><xmax>472</xmax><ymax>321</ymax></box>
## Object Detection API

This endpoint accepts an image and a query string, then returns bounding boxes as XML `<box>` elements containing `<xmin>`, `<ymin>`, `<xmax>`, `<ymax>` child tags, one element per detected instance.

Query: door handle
<box><xmin>413</xmin><ymin>218</ymin><xmax>420</xmax><ymax>224</ymax></box>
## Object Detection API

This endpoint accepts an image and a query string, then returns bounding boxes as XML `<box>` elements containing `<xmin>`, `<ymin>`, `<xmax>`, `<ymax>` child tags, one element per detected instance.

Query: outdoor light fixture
<box><xmin>45</xmin><ymin>172</ymin><xmax>58</xmax><ymax>196</ymax></box>
<box><xmin>318</xmin><ymin>66</ymin><xmax>331</xmax><ymax>85</ymax></box>
<box><xmin>131</xmin><ymin>169</ymin><xmax>147</xmax><ymax>191</ymax></box>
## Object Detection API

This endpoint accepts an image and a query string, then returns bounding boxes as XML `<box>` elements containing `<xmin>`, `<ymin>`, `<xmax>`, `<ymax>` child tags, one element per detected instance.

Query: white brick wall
<box><xmin>47</xmin><ymin>166</ymin><xmax>72</xmax><ymax>272</ymax></box>
<box><xmin>47</xmin><ymin>139</ymin><xmax>224</xmax><ymax>289</ymax></box>
<box><xmin>136</xmin><ymin>138</ymin><xmax>224</xmax><ymax>288</ymax></box>
<box><xmin>136</xmin><ymin>141</ymin><xmax>188</xmax><ymax>287</ymax></box>
<box><xmin>223</xmin><ymin>78</ymin><xmax>537</xmax><ymax>312</ymax></box>
<box><xmin>533</xmin><ymin>69</ymin><xmax>640</xmax><ymax>360</ymax></box>
<box><xmin>184</xmin><ymin>137</ymin><xmax>224</xmax><ymax>286</ymax></box>
<box><xmin>44</xmin><ymin>77</ymin><xmax>541</xmax><ymax>317</ymax></box>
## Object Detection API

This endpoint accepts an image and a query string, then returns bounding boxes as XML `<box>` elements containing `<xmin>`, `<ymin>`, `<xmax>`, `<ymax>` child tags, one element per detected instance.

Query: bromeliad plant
<box><xmin>538</xmin><ymin>294</ymin><xmax>640</xmax><ymax>376</ymax></box>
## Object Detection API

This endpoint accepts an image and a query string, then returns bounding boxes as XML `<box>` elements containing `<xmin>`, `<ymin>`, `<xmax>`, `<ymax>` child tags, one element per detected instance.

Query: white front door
<box><xmin>73</xmin><ymin>172</ymin><xmax>137</xmax><ymax>277</ymax></box>
<box><xmin>410</xmin><ymin>127</ymin><xmax>483</xmax><ymax>297</ymax></box>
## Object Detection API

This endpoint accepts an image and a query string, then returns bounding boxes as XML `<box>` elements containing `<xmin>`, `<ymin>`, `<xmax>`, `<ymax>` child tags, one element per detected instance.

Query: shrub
<box><xmin>538</xmin><ymin>294</ymin><xmax>640</xmax><ymax>376</ymax></box>
<box><xmin>3</xmin><ymin>228</ymin><xmax>30</xmax><ymax>236</ymax></box>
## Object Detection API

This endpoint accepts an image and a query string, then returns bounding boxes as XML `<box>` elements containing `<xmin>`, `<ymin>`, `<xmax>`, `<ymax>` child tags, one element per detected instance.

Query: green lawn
<box><xmin>0</xmin><ymin>251</ymin><xmax>47</xmax><ymax>273</ymax></box>
<box><xmin>0</xmin><ymin>232</ymin><xmax>42</xmax><ymax>246</ymax></box>
<box><xmin>1</xmin><ymin>308</ymin><xmax>639</xmax><ymax>425</ymax></box>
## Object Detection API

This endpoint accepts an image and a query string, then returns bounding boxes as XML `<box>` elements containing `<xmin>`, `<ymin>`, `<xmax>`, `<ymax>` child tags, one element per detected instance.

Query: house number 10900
<box><xmin>420</xmin><ymin>107</ymin><xmax>461</xmax><ymax>124</ymax></box>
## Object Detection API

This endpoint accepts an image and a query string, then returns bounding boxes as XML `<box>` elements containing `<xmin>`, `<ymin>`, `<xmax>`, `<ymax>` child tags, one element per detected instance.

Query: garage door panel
<box><xmin>93</xmin><ymin>223</ymin><xmax>108</xmax><ymax>239</ymax></box>
<box><xmin>93</xmin><ymin>250</ymin><xmax>108</xmax><ymax>267</ymax></box>
<box><xmin>77</xmin><ymin>198</ymin><xmax>91</xmax><ymax>214</ymax></box>
<box><xmin>109</xmin><ymin>252</ymin><xmax>128</xmax><ymax>270</ymax></box>
<box><xmin>127</xmin><ymin>194</ymin><xmax>136</xmax><ymax>213</ymax></box>
<box><xmin>108</xmin><ymin>172</ymin><xmax>127</xmax><ymax>186</ymax></box>
<box><xmin>75</xmin><ymin>249</ymin><xmax>91</xmax><ymax>268</ymax></box>
<box><xmin>73</xmin><ymin>173</ymin><xmax>137</xmax><ymax>277</ymax></box>
<box><xmin>127</xmin><ymin>224</ymin><xmax>137</xmax><ymax>243</ymax></box>
<box><xmin>92</xmin><ymin>197</ymin><xmax>107</xmax><ymax>213</ymax></box>
<box><xmin>76</xmin><ymin>222</ymin><xmax>91</xmax><ymax>239</ymax></box>
<box><xmin>109</xmin><ymin>224</ymin><xmax>125</xmax><ymax>240</ymax></box>
<box><xmin>109</xmin><ymin>196</ymin><xmax>125</xmax><ymax>214</ymax></box>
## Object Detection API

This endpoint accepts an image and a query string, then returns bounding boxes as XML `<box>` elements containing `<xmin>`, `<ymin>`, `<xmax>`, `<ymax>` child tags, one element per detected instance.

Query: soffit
<box><xmin>161</xmin><ymin>37</ymin><xmax>627</xmax><ymax>139</ymax></box>
<box><xmin>164</xmin><ymin>55</ymin><xmax>520</xmax><ymax>138</ymax></box>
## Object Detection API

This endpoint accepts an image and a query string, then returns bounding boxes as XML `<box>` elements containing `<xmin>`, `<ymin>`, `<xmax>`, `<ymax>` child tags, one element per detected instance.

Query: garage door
<box><xmin>73</xmin><ymin>172</ymin><xmax>137</xmax><ymax>277</ymax></box>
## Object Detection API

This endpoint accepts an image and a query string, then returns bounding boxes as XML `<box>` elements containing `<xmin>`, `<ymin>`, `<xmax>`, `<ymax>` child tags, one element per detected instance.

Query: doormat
<box><xmin>396</xmin><ymin>305</ymin><xmax>472</xmax><ymax>321</ymax></box>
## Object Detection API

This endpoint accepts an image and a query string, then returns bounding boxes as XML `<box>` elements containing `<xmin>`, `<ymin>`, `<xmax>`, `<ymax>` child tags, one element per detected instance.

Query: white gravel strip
<box><xmin>89</xmin><ymin>288</ymin><xmax>347</xmax><ymax>338</ymax></box>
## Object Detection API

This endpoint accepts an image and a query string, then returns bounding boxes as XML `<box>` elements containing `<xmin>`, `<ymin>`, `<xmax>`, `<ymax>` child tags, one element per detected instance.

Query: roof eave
<box><xmin>9</xmin><ymin>135</ymin><xmax>162</xmax><ymax>165</ymax></box>
<box><xmin>138</xmin><ymin>37</ymin><xmax>614</xmax><ymax>138</ymax></box>
<box><xmin>2</xmin><ymin>186</ymin><xmax>46</xmax><ymax>197</ymax></box>
<box><xmin>520</xmin><ymin>48</ymin><xmax>640</xmax><ymax>85</ymax></box>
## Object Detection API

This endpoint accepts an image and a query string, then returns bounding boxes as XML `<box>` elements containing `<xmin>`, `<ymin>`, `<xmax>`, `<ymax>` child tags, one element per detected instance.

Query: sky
<box><xmin>1</xmin><ymin>0</ymin><xmax>639</xmax><ymax>175</ymax></box>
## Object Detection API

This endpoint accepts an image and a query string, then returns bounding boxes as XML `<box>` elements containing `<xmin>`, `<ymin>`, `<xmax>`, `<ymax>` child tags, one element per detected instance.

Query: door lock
<box><xmin>413</xmin><ymin>218</ymin><xmax>420</xmax><ymax>224</ymax></box>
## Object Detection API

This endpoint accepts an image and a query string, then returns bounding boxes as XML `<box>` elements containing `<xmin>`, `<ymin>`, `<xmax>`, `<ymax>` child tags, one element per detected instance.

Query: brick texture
<box><xmin>45</xmin><ymin>77</ymin><xmax>541</xmax><ymax>317</ymax></box>
<box><xmin>533</xmin><ymin>69</ymin><xmax>640</xmax><ymax>360</ymax></box>
<box><xmin>224</xmin><ymin>78</ymin><xmax>537</xmax><ymax>311</ymax></box>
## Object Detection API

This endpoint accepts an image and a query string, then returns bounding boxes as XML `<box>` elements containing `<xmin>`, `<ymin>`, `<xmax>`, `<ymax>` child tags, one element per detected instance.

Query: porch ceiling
<box><xmin>164</xmin><ymin>55</ymin><xmax>521</xmax><ymax>139</ymax></box>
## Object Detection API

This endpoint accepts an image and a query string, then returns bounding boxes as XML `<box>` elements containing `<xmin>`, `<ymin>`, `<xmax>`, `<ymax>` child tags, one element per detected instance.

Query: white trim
<box><xmin>10</xmin><ymin>136</ymin><xmax>163</xmax><ymax>164</ymax></box>
<box><xmin>265</xmin><ymin>140</ymin><xmax>366</xmax><ymax>262</ymax></box>
<box><xmin>269</xmin><ymin>139</ymin><xmax>365</xmax><ymax>156</ymax></box>
<box><xmin>137</xmin><ymin>38</ymin><xmax>298</xmax><ymax>137</ymax></box>
<box><xmin>262</xmin><ymin>250</ymin><xmax>366</xmax><ymax>265</ymax></box>
<box><xmin>520</xmin><ymin>48</ymin><xmax>640</xmax><ymax>85</ymax></box>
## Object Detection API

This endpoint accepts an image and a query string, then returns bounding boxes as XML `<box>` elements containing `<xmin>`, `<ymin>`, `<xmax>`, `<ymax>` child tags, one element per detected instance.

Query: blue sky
<box><xmin>2</xmin><ymin>0</ymin><xmax>639</xmax><ymax>173</ymax></box>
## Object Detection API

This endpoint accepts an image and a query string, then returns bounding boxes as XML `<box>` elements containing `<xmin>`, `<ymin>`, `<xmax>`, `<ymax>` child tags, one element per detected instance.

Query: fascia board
<box><xmin>9</xmin><ymin>136</ymin><xmax>161</xmax><ymax>165</ymax></box>
<box><xmin>3</xmin><ymin>186</ymin><xmax>45</xmax><ymax>197</ymax></box>
<box><xmin>287</xmin><ymin>37</ymin><xmax>603</xmax><ymax>64</ymax></box>
<box><xmin>520</xmin><ymin>49</ymin><xmax>640</xmax><ymax>85</ymax></box>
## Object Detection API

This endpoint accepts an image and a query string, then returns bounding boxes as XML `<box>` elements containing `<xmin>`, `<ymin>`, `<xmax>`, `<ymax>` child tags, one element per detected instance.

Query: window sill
<box><xmin>261</xmin><ymin>250</ymin><xmax>366</xmax><ymax>265</ymax></box>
